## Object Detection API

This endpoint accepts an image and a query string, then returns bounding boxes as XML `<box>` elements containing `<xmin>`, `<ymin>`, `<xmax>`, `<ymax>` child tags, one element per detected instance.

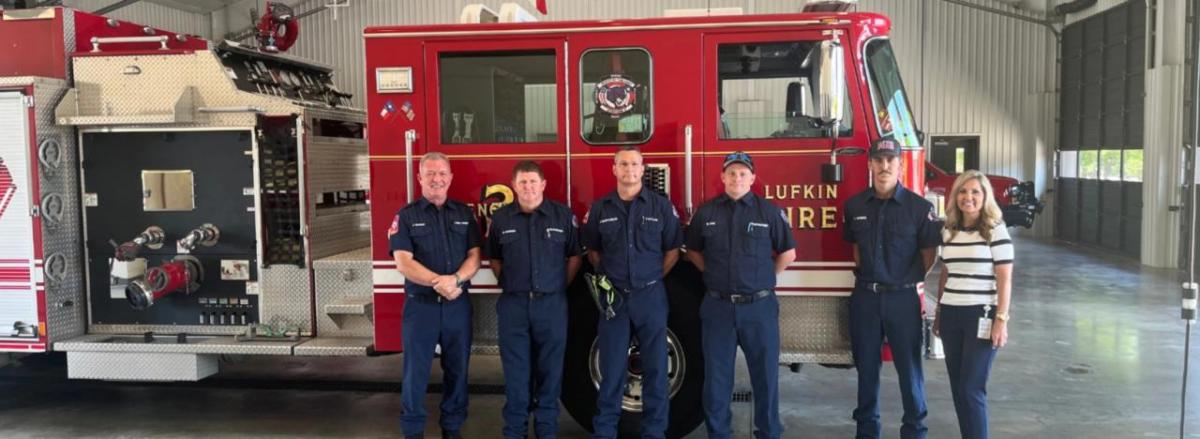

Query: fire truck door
<box><xmin>0</xmin><ymin>91</ymin><xmax>42</xmax><ymax>350</ymax></box>
<box><xmin>701</xmin><ymin>30</ymin><xmax>868</xmax><ymax>261</ymax></box>
<box><xmin>421</xmin><ymin>39</ymin><xmax>568</xmax><ymax>212</ymax></box>
<box><xmin>567</xmin><ymin>34</ymin><xmax>704</xmax><ymax>218</ymax></box>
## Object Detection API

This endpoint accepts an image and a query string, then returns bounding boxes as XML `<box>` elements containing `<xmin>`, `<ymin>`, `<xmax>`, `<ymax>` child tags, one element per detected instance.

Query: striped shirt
<box><xmin>938</xmin><ymin>222</ymin><xmax>1013</xmax><ymax>306</ymax></box>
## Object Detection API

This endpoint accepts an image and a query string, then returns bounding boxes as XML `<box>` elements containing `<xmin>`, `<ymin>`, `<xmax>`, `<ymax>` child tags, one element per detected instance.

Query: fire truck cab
<box><xmin>364</xmin><ymin>3</ymin><xmax>927</xmax><ymax>434</ymax></box>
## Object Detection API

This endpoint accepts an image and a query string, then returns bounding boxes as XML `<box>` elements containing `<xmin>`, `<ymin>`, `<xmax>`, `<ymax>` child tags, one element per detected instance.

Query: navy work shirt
<box><xmin>842</xmin><ymin>184</ymin><xmax>941</xmax><ymax>285</ymax></box>
<box><xmin>582</xmin><ymin>188</ymin><xmax>683</xmax><ymax>292</ymax></box>
<box><xmin>687</xmin><ymin>192</ymin><xmax>796</xmax><ymax>294</ymax></box>
<box><xmin>388</xmin><ymin>198</ymin><xmax>482</xmax><ymax>297</ymax></box>
<box><xmin>486</xmin><ymin>200</ymin><xmax>582</xmax><ymax>294</ymax></box>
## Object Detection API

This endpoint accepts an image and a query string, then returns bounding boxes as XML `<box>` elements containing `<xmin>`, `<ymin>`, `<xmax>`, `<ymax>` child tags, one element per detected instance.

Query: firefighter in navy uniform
<box><xmin>685</xmin><ymin>151</ymin><xmax>796</xmax><ymax>439</ymax></box>
<box><xmin>389</xmin><ymin>152</ymin><xmax>482</xmax><ymax>439</ymax></box>
<box><xmin>842</xmin><ymin>139</ymin><xmax>941</xmax><ymax>439</ymax></box>
<box><xmin>486</xmin><ymin>161</ymin><xmax>582</xmax><ymax>439</ymax></box>
<box><xmin>582</xmin><ymin>146</ymin><xmax>683</xmax><ymax>439</ymax></box>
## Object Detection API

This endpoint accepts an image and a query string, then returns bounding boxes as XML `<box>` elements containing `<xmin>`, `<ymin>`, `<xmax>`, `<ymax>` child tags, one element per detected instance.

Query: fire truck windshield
<box><xmin>864</xmin><ymin>38</ymin><xmax>920</xmax><ymax>147</ymax></box>
<box><xmin>717</xmin><ymin>41</ymin><xmax>853</xmax><ymax>140</ymax></box>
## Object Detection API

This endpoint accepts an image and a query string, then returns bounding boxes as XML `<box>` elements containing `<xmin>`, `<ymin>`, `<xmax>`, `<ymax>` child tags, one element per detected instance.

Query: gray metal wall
<box><xmin>63</xmin><ymin>0</ymin><xmax>213</xmax><ymax>39</ymax></box>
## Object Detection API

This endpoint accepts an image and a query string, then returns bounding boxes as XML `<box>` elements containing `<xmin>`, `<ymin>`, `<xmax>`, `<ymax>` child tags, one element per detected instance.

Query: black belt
<box><xmin>707</xmin><ymin>289</ymin><xmax>773</xmax><ymax>304</ymax></box>
<box><xmin>856</xmin><ymin>281</ymin><xmax>918</xmax><ymax>293</ymax></box>
<box><xmin>406</xmin><ymin>293</ymin><xmax>445</xmax><ymax>304</ymax></box>
<box><xmin>504</xmin><ymin>291</ymin><xmax>553</xmax><ymax>299</ymax></box>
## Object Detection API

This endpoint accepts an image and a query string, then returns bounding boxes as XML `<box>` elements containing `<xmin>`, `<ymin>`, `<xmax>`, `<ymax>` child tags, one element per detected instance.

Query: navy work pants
<box><xmin>496</xmin><ymin>291</ymin><xmax>568</xmax><ymax>439</ymax></box>
<box><xmin>940</xmin><ymin>304</ymin><xmax>998</xmax><ymax>439</ymax></box>
<box><xmin>593</xmin><ymin>282</ymin><xmax>670</xmax><ymax>439</ymax></box>
<box><xmin>700</xmin><ymin>292</ymin><xmax>782</xmax><ymax>439</ymax></box>
<box><xmin>399</xmin><ymin>294</ymin><xmax>473</xmax><ymax>436</ymax></box>
<box><xmin>849</xmin><ymin>286</ymin><xmax>927</xmax><ymax>439</ymax></box>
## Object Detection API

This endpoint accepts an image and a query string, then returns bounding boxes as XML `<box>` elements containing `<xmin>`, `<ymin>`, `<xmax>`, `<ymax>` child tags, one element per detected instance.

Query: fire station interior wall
<box><xmin>1056</xmin><ymin>0</ymin><xmax>1192</xmax><ymax>268</ymax></box>
<box><xmin>1056</xmin><ymin>1</ymin><xmax>1146</xmax><ymax>260</ymax></box>
<box><xmin>204</xmin><ymin>0</ymin><xmax>1057</xmax><ymax>231</ymax></box>
<box><xmin>61</xmin><ymin>0</ymin><xmax>213</xmax><ymax>39</ymax></box>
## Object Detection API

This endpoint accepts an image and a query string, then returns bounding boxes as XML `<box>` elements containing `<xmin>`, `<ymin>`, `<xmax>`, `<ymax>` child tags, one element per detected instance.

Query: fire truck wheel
<box><xmin>560</xmin><ymin>263</ymin><xmax>706</xmax><ymax>438</ymax></box>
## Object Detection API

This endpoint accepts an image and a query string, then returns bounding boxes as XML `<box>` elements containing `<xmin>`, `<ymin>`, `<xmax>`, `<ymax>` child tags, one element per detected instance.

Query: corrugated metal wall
<box><xmin>63</xmin><ymin>0</ymin><xmax>213</xmax><ymax>38</ymax></box>
<box><xmin>268</xmin><ymin>0</ymin><xmax>1054</xmax><ymax>184</ymax></box>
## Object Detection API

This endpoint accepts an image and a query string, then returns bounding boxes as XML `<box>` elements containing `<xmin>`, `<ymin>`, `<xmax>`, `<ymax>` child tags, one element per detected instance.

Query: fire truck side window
<box><xmin>717</xmin><ymin>41</ymin><xmax>852</xmax><ymax>140</ymax></box>
<box><xmin>438</xmin><ymin>50</ymin><xmax>558</xmax><ymax>144</ymax></box>
<box><xmin>580</xmin><ymin>48</ymin><xmax>652</xmax><ymax>144</ymax></box>
<box><xmin>864</xmin><ymin>39</ymin><xmax>920</xmax><ymax>147</ymax></box>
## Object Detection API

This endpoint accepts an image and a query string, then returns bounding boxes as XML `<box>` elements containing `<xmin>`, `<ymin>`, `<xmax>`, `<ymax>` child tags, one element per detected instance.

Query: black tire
<box><xmin>560</xmin><ymin>262</ymin><xmax>706</xmax><ymax>438</ymax></box>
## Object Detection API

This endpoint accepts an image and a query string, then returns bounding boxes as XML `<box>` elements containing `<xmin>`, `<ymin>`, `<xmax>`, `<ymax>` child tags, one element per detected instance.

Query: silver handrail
<box><xmin>684</xmin><ymin>124</ymin><xmax>693</xmax><ymax>218</ymax></box>
<box><xmin>405</xmin><ymin>129</ymin><xmax>417</xmax><ymax>203</ymax></box>
<box><xmin>91</xmin><ymin>36</ymin><xmax>169</xmax><ymax>52</ymax></box>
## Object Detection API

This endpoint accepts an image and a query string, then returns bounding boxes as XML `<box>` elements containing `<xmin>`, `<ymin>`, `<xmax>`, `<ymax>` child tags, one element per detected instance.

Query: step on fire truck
<box><xmin>0</xmin><ymin>1</ymin><xmax>934</xmax><ymax>436</ymax></box>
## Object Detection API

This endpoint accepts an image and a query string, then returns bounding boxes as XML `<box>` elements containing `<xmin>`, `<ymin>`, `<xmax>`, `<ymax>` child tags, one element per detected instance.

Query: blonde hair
<box><xmin>945</xmin><ymin>170</ymin><xmax>1003</xmax><ymax>242</ymax></box>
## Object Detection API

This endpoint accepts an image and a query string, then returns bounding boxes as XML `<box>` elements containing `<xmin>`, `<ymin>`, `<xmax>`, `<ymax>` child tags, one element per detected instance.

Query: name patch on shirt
<box><xmin>501</xmin><ymin>229</ymin><xmax>517</xmax><ymax>235</ymax></box>
<box><xmin>642</xmin><ymin>216</ymin><xmax>660</xmax><ymax>223</ymax></box>
<box><xmin>853</xmin><ymin>216</ymin><xmax>867</xmax><ymax>221</ymax></box>
<box><xmin>705</xmin><ymin>221</ymin><xmax>717</xmax><ymax>227</ymax></box>
<box><xmin>412</xmin><ymin>222</ymin><xmax>427</xmax><ymax>227</ymax></box>
<box><xmin>748</xmin><ymin>222</ymin><xmax>769</xmax><ymax>229</ymax></box>
<box><xmin>599</xmin><ymin>217</ymin><xmax>619</xmax><ymax>224</ymax></box>
<box><xmin>453</xmin><ymin>221</ymin><xmax>469</xmax><ymax>226</ymax></box>
<box><xmin>546</xmin><ymin>227</ymin><xmax>564</xmax><ymax>234</ymax></box>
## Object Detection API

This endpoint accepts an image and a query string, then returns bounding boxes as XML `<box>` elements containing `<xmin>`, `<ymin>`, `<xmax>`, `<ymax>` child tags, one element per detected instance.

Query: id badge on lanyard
<box><xmin>976</xmin><ymin>304</ymin><xmax>993</xmax><ymax>339</ymax></box>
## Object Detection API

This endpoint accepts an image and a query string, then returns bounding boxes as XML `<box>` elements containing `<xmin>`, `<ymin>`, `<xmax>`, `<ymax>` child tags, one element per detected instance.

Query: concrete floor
<box><xmin>2</xmin><ymin>235</ymin><xmax>1199</xmax><ymax>438</ymax></box>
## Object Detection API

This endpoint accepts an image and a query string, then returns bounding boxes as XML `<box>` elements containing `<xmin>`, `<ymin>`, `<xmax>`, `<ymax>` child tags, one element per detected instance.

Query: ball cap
<box><xmin>723</xmin><ymin>151</ymin><xmax>754</xmax><ymax>172</ymax></box>
<box><xmin>870</xmin><ymin>138</ymin><xmax>901</xmax><ymax>158</ymax></box>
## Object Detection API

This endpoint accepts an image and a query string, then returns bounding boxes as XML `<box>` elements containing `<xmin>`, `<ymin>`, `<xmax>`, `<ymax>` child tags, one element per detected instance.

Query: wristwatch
<box><xmin>995</xmin><ymin>311</ymin><xmax>1010</xmax><ymax>322</ymax></box>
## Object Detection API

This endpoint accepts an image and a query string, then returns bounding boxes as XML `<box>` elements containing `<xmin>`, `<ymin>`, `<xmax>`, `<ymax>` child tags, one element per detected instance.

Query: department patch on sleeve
<box><xmin>572</xmin><ymin>214</ymin><xmax>579</xmax><ymax>228</ymax></box>
<box><xmin>780</xmin><ymin>208</ymin><xmax>791</xmax><ymax>227</ymax></box>
<box><xmin>927</xmin><ymin>205</ymin><xmax>939</xmax><ymax>222</ymax></box>
<box><xmin>582</xmin><ymin>209</ymin><xmax>591</xmax><ymax>224</ymax></box>
<box><xmin>671</xmin><ymin>205</ymin><xmax>679</xmax><ymax>218</ymax></box>
<box><xmin>387</xmin><ymin>214</ymin><xmax>400</xmax><ymax>237</ymax></box>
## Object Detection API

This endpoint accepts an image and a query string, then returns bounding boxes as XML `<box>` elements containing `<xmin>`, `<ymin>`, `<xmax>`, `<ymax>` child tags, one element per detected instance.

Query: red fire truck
<box><xmin>363</xmin><ymin>1</ymin><xmax>929</xmax><ymax>434</ymax></box>
<box><xmin>0</xmin><ymin>1</ymin><xmax>932</xmax><ymax>437</ymax></box>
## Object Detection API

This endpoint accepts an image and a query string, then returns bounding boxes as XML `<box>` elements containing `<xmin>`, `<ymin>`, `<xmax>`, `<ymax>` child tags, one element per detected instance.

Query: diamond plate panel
<box><xmin>62</xmin><ymin>8</ymin><xmax>75</xmax><ymax>83</ymax></box>
<box><xmin>88</xmin><ymin>324</ymin><xmax>247</xmax><ymax>336</ymax></box>
<box><xmin>292</xmin><ymin>337</ymin><xmax>372</xmax><ymax>356</ymax></box>
<box><xmin>778</xmin><ymin>295</ymin><xmax>852</xmax><ymax>365</ymax></box>
<box><xmin>260</xmin><ymin>265</ymin><xmax>314</xmax><ymax>335</ymax></box>
<box><xmin>35</xmin><ymin>79</ymin><xmax>87</xmax><ymax>346</ymax></box>
<box><xmin>312</xmin><ymin>252</ymin><xmax>373</xmax><ymax>338</ymax></box>
<box><xmin>67</xmin><ymin>351</ymin><xmax>217</xmax><ymax>381</ymax></box>
<box><xmin>471</xmin><ymin>294</ymin><xmax>499</xmax><ymax>350</ymax></box>
<box><xmin>56</xmin><ymin>333</ymin><xmax>298</xmax><ymax>355</ymax></box>
<box><xmin>61</xmin><ymin>52</ymin><xmax>364</xmax><ymax>130</ymax></box>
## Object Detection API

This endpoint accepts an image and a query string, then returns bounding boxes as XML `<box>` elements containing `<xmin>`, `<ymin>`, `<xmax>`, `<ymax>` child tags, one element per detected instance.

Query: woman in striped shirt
<box><xmin>933</xmin><ymin>170</ymin><xmax>1014</xmax><ymax>439</ymax></box>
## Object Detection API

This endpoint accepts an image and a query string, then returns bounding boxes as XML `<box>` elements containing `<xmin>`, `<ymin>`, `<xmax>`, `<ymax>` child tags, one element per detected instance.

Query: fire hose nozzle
<box><xmin>114</xmin><ymin>226</ymin><xmax>165</xmax><ymax>261</ymax></box>
<box><xmin>126</xmin><ymin>257</ymin><xmax>203</xmax><ymax>310</ymax></box>
<box><xmin>177</xmin><ymin>224</ymin><xmax>220</xmax><ymax>252</ymax></box>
